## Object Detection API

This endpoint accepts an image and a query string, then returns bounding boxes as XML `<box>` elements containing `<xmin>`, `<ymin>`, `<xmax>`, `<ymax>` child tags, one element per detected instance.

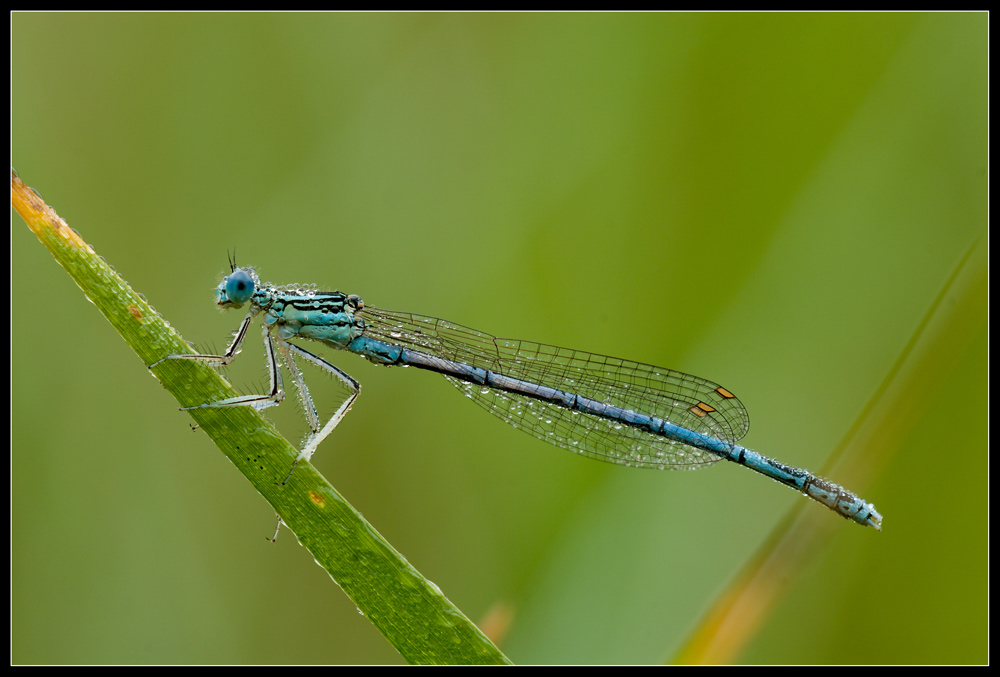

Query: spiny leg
<box><xmin>150</xmin><ymin>310</ymin><xmax>359</xmax><ymax>485</ymax></box>
<box><xmin>268</xmin><ymin>514</ymin><xmax>284</xmax><ymax>543</ymax></box>
<box><xmin>178</xmin><ymin>323</ymin><xmax>286</xmax><ymax>412</ymax></box>
<box><xmin>149</xmin><ymin>308</ymin><xmax>258</xmax><ymax>369</ymax></box>
<box><xmin>274</xmin><ymin>338</ymin><xmax>322</xmax><ymax>434</ymax></box>
<box><xmin>274</xmin><ymin>339</ymin><xmax>360</xmax><ymax>485</ymax></box>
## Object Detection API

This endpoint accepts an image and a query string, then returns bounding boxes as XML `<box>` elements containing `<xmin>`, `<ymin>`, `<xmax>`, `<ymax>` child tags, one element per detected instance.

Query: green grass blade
<box><xmin>12</xmin><ymin>169</ymin><xmax>511</xmax><ymax>665</ymax></box>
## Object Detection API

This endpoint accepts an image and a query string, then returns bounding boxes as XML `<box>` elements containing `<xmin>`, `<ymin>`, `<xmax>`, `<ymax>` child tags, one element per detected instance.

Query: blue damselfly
<box><xmin>151</xmin><ymin>265</ymin><xmax>881</xmax><ymax>530</ymax></box>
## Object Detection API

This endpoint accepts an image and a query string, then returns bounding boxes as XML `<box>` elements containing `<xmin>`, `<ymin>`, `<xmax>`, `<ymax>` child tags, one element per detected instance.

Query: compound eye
<box><xmin>225</xmin><ymin>269</ymin><xmax>255</xmax><ymax>305</ymax></box>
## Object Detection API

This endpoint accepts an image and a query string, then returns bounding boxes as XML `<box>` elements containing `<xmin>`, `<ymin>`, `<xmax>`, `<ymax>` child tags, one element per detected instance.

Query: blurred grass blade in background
<box><xmin>674</xmin><ymin>234</ymin><xmax>986</xmax><ymax>664</ymax></box>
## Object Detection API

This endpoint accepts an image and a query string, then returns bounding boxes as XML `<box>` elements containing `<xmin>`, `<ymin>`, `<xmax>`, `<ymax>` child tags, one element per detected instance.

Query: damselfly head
<box><xmin>216</xmin><ymin>266</ymin><xmax>258</xmax><ymax>308</ymax></box>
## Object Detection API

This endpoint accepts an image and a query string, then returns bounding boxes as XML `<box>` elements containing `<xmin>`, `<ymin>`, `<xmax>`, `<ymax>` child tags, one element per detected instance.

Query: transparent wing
<box><xmin>358</xmin><ymin>306</ymin><xmax>750</xmax><ymax>469</ymax></box>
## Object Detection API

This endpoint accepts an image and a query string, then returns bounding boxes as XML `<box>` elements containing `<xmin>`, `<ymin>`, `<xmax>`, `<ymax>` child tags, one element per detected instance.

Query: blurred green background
<box><xmin>12</xmin><ymin>13</ymin><xmax>986</xmax><ymax>664</ymax></box>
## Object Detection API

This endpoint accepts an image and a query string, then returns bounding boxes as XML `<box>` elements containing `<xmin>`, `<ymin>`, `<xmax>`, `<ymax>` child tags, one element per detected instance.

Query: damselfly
<box><xmin>151</xmin><ymin>265</ymin><xmax>882</xmax><ymax>530</ymax></box>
